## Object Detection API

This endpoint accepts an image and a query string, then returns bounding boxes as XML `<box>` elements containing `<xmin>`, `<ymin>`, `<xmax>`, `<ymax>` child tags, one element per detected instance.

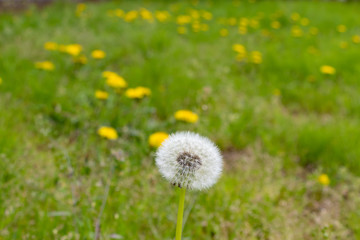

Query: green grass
<box><xmin>1</xmin><ymin>0</ymin><xmax>360</xmax><ymax>239</ymax></box>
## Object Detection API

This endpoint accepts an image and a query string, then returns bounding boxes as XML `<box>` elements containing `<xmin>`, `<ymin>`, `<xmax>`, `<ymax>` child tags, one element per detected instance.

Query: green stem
<box><xmin>175</xmin><ymin>187</ymin><xmax>186</xmax><ymax>240</ymax></box>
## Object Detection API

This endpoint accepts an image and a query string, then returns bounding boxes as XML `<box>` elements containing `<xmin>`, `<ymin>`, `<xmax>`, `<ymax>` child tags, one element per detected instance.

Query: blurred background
<box><xmin>1</xmin><ymin>0</ymin><xmax>360</xmax><ymax>239</ymax></box>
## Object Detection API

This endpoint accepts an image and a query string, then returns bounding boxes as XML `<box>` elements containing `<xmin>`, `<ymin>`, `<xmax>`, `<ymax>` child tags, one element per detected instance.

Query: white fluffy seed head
<box><xmin>155</xmin><ymin>131</ymin><xmax>223</xmax><ymax>191</ymax></box>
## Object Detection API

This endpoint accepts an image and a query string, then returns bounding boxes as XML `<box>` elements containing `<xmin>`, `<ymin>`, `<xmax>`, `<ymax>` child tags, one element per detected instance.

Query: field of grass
<box><xmin>1</xmin><ymin>0</ymin><xmax>360</xmax><ymax>239</ymax></box>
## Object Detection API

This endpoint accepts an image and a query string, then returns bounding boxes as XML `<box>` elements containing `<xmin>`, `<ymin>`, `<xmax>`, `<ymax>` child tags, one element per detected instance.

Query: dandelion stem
<box><xmin>175</xmin><ymin>187</ymin><xmax>186</xmax><ymax>240</ymax></box>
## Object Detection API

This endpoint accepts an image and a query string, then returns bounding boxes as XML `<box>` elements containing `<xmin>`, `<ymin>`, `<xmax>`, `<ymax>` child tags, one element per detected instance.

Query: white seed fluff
<box><xmin>155</xmin><ymin>131</ymin><xmax>223</xmax><ymax>190</ymax></box>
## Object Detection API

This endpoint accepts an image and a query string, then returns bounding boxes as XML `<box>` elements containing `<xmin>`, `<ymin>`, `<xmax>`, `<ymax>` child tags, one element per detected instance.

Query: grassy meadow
<box><xmin>1</xmin><ymin>0</ymin><xmax>360</xmax><ymax>239</ymax></box>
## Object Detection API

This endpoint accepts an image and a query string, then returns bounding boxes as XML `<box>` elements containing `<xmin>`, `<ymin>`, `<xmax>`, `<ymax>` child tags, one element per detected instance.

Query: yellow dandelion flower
<box><xmin>140</xmin><ymin>8</ymin><xmax>154</xmax><ymax>22</ymax></box>
<box><xmin>102</xmin><ymin>71</ymin><xmax>117</xmax><ymax>78</ymax></box>
<box><xmin>320</xmin><ymin>65</ymin><xmax>336</xmax><ymax>75</ymax></box>
<box><xmin>318</xmin><ymin>174</ymin><xmax>330</xmax><ymax>186</ymax></box>
<box><xmin>300</xmin><ymin>18</ymin><xmax>309</xmax><ymax>26</ymax></box>
<box><xmin>249</xmin><ymin>19</ymin><xmax>259</xmax><ymax>29</ymax></box>
<box><xmin>124</xmin><ymin>10</ymin><xmax>138</xmax><ymax>22</ymax></box>
<box><xmin>98</xmin><ymin>126</ymin><xmax>118</xmax><ymax>140</ymax></box>
<box><xmin>105</xmin><ymin>74</ymin><xmax>127</xmax><ymax>89</ymax></box>
<box><xmin>192</xmin><ymin>21</ymin><xmax>201</xmax><ymax>32</ymax></box>
<box><xmin>271</xmin><ymin>21</ymin><xmax>281</xmax><ymax>29</ymax></box>
<box><xmin>337</xmin><ymin>24</ymin><xmax>347</xmax><ymax>33</ymax></box>
<box><xmin>95</xmin><ymin>90</ymin><xmax>109</xmax><ymax>100</ymax></box>
<box><xmin>202</xmin><ymin>11</ymin><xmax>212</xmax><ymax>20</ymax></box>
<box><xmin>177</xmin><ymin>26</ymin><xmax>187</xmax><ymax>34</ymax></box>
<box><xmin>76</xmin><ymin>3</ymin><xmax>86</xmax><ymax>17</ymax></box>
<box><xmin>250</xmin><ymin>51</ymin><xmax>262</xmax><ymax>64</ymax></box>
<box><xmin>232</xmin><ymin>44</ymin><xmax>246</xmax><ymax>53</ymax></box>
<box><xmin>125</xmin><ymin>87</ymin><xmax>151</xmax><ymax>99</ymax></box>
<box><xmin>291</xmin><ymin>13</ymin><xmax>300</xmax><ymax>21</ymax></box>
<box><xmin>190</xmin><ymin>10</ymin><xmax>200</xmax><ymax>19</ymax></box>
<box><xmin>91</xmin><ymin>50</ymin><xmax>106</xmax><ymax>59</ymax></box>
<box><xmin>220</xmin><ymin>28</ymin><xmax>228</xmax><ymax>37</ymax></box>
<box><xmin>291</xmin><ymin>26</ymin><xmax>303</xmax><ymax>37</ymax></box>
<box><xmin>44</xmin><ymin>42</ymin><xmax>58</xmax><ymax>51</ymax></box>
<box><xmin>149</xmin><ymin>132</ymin><xmax>169</xmax><ymax>148</ymax></box>
<box><xmin>176</xmin><ymin>15</ymin><xmax>191</xmax><ymax>25</ymax></box>
<box><xmin>239</xmin><ymin>18</ymin><xmax>249</xmax><ymax>27</ymax></box>
<box><xmin>238</xmin><ymin>26</ymin><xmax>247</xmax><ymax>35</ymax></box>
<box><xmin>174</xmin><ymin>110</ymin><xmax>199</xmax><ymax>123</ymax></box>
<box><xmin>35</xmin><ymin>61</ymin><xmax>55</xmax><ymax>71</ymax></box>
<box><xmin>155</xmin><ymin>11</ymin><xmax>170</xmax><ymax>22</ymax></box>
<box><xmin>115</xmin><ymin>9</ymin><xmax>124</xmax><ymax>18</ymax></box>
<box><xmin>62</xmin><ymin>44</ymin><xmax>82</xmax><ymax>56</ymax></box>
<box><xmin>352</xmin><ymin>35</ymin><xmax>360</xmax><ymax>44</ymax></box>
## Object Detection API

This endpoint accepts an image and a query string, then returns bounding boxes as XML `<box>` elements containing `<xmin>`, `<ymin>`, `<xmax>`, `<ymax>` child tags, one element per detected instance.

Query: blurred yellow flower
<box><xmin>92</xmin><ymin>50</ymin><xmax>106</xmax><ymax>59</ymax></box>
<box><xmin>190</xmin><ymin>10</ymin><xmax>200</xmax><ymax>19</ymax></box>
<box><xmin>318</xmin><ymin>174</ymin><xmax>330</xmax><ymax>186</ymax></box>
<box><xmin>155</xmin><ymin>11</ymin><xmax>170</xmax><ymax>22</ymax></box>
<box><xmin>192</xmin><ymin>22</ymin><xmax>201</xmax><ymax>32</ymax></box>
<box><xmin>35</xmin><ymin>61</ymin><xmax>55</xmax><ymax>71</ymax></box>
<box><xmin>232</xmin><ymin>44</ymin><xmax>246</xmax><ymax>53</ymax></box>
<box><xmin>300</xmin><ymin>18</ymin><xmax>309</xmax><ymax>26</ymax></box>
<box><xmin>149</xmin><ymin>132</ymin><xmax>169</xmax><ymax>148</ymax></box>
<box><xmin>238</xmin><ymin>26</ymin><xmax>247</xmax><ymax>35</ymax></box>
<box><xmin>250</xmin><ymin>51</ymin><xmax>262</xmax><ymax>64</ymax></box>
<box><xmin>76</xmin><ymin>3</ymin><xmax>86</xmax><ymax>17</ymax></box>
<box><xmin>124</xmin><ymin>10</ymin><xmax>138</xmax><ymax>22</ymax></box>
<box><xmin>98</xmin><ymin>126</ymin><xmax>118</xmax><ymax>140</ymax></box>
<box><xmin>174</xmin><ymin>110</ymin><xmax>198</xmax><ymax>123</ymax></box>
<box><xmin>320</xmin><ymin>65</ymin><xmax>336</xmax><ymax>75</ymax></box>
<box><xmin>125</xmin><ymin>87</ymin><xmax>151</xmax><ymax>99</ymax></box>
<box><xmin>102</xmin><ymin>71</ymin><xmax>117</xmax><ymax>78</ymax></box>
<box><xmin>177</xmin><ymin>26</ymin><xmax>187</xmax><ymax>34</ymax></box>
<box><xmin>233</xmin><ymin>44</ymin><xmax>247</xmax><ymax>61</ymax></box>
<box><xmin>115</xmin><ymin>9</ymin><xmax>124</xmax><ymax>18</ymax></box>
<box><xmin>249</xmin><ymin>19</ymin><xmax>259</xmax><ymax>29</ymax></box>
<box><xmin>44</xmin><ymin>42</ymin><xmax>58</xmax><ymax>51</ymax></box>
<box><xmin>177</xmin><ymin>15</ymin><xmax>191</xmax><ymax>25</ymax></box>
<box><xmin>291</xmin><ymin>13</ymin><xmax>300</xmax><ymax>21</ymax></box>
<box><xmin>239</xmin><ymin>17</ymin><xmax>249</xmax><ymax>27</ymax></box>
<box><xmin>73</xmin><ymin>55</ymin><xmax>87</xmax><ymax>64</ymax></box>
<box><xmin>59</xmin><ymin>44</ymin><xmax>82</xmax><ymax>56</ymax></box>
<box><xmin>271</xmin><ymin>21</ymin><xmax>281</xmax><ymax>29</ymax></box>
<box><xmin>0</xmin><ymin>77</ymin><xmax>2</xmax><ymax>85</ymax></box>
<box><xmin>95</xmin><ymin>90</ymin><xmax>109</xmax><ymax>100</ymax></box>
<box><xmin>105</xmin><ymin>73</ymin><xmax>127</xmax><ymax>89</ymax></box>
<box><xmin>201</xmin><ymin>11</ymin><xmax>212</xmax><ymax>20</ymax></box>
<box><xmin>352</xmin><ymin>35</ymin><xmax>360</xmax><ymax>44</ymax></box>
<box><xmin>291</xmin><ymin>26</ymin><xmax>303</xmax><ymax>37</ymax></box>
<box><xmin>220</xmin><ymin>28</ymin><xmax>228</xmax><ymax>37</ymax></box>
<box><xmin>140</xmin><ymin>8</ymin><xmax>154</xmax><ymax>22</ymax></box>
<box><xmin>337</xmin><ymin>24</ymin><xmax>347</xmax><ymax>33</ymax></box>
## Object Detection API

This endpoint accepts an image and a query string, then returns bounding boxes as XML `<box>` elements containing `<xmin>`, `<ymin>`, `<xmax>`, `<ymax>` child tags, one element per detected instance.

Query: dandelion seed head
<box><xmin>155</xmin><ymin>131</ymin><xmax>222</xmax><ymax>190</ymax></box>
